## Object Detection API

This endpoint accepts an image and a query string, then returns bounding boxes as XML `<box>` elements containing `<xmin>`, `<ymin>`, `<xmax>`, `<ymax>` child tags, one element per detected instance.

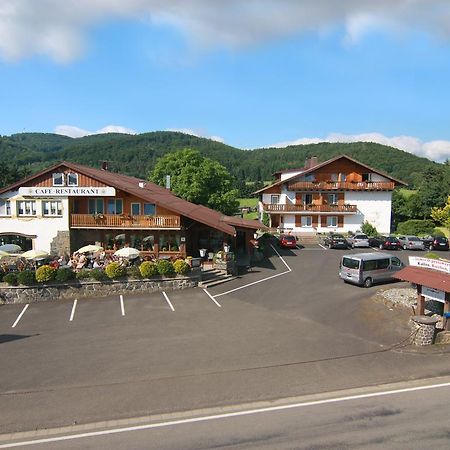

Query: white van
<box><xmin>339</xmin><ymin>252</ymin><xmax>404</xmax><ymax>287</ymax></box>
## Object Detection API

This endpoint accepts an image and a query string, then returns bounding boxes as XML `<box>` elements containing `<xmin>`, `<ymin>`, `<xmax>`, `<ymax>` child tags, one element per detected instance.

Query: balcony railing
<box><xmin>263</xmin><ymin>203</ymin><xmax>357</xmax><ymax>213</ymax></box>
<box><xmin>70</xmin><ymin>214</ymin><xmax>181</xmax><ymax>229</ymax></box>
<box><xmin>287</xmin><ymin>181</ymin><xmax>395</xmax><ymax>191</ymax></box>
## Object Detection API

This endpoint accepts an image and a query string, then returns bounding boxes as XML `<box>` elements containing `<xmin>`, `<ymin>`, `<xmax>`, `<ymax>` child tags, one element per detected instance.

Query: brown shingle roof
<box><xmin>393</xmin><ymin>266</ymin><xmax>450</xmax><ymax>292</ymax></box>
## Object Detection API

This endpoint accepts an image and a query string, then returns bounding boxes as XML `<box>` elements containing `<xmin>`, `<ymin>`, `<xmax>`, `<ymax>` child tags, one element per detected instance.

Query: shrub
<box><xmin>17</xmin><ymin>270</ymin><xmax>36</xmax><ymax>286</ymax></box>
<box><xmin>173</xmin><ymin>259</ymin><xmax>190</xmax><ymax>275</ymax></box>
<box><xmin>90</xmin><ymin>268</ymin><xmax>108</xmax><ymax>281</ymax></box>
<box><xmin>76</xmin><ymin>269</ymin><xmax>91</xmax><ymax>280</ymax></box>
<box><xmin>0</xmin><ymin>269</ymin><xmax>4</xmax><ymax>282</ymax></box>
<box><xmin>55</xmin><ymin>267</ymin><xmax>76</xmax><ymax>283</ymax></box>
<box><xmin>35</xmin><ymin>265</ymin><xmax>56</xmax><ymax>283</ymax></box>
<box><xmin>105</xmin><ymin>262</ymin><xmax>126</xmax><ymax>279</ymax></box>
<box><xmin>3</xmin><ymin>272</ymin><xmax>18</xmax><ymax>286</ymax></box>
<box><xmin>139</xmin><ymin>261</ymin><xmax>159</xmax><ymax>278</ymax></box>
<box><xmin>396</xmin><ymin>219</ymin><xmax>436</xmax><ymax>236</ymax></box>
<box><xmin>126</xmin><ymin>266</ymin><xmax>142</xmax><ymax>279</ymax></box>
<box><xmin>361</xmin><ymin>221</ymin><xmax>378</xmax><ymax>237</ymax></box>
<box><xmin>424</xmin><ymin>252</ymin><xmax>439</xmax><ymax>260</ymax></box>
<box><xmin>156</xmin><ymin>259</ymin><xmax>175</xmax><ymax>276</ymax></box>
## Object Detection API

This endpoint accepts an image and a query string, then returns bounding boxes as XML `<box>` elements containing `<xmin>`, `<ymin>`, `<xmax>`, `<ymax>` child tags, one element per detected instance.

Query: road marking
<box><xmin>69</xmin><ymin>299</ymin><xmax>77</xmax><ymax>322</ymax></box>
<box><xmin>203</xmin><ymin>289</ymin><xmax>222</xmax><ymax>307</ymax></box>
<box><xmin>318</xmin><ymin>243</ymin><xmax>327</xmax><ymax>249</ymax></box>
<box><xmin>11</xmin><ymin>304</ymin><xmax>29</xmax><ymax>328</ymax></box>
<box><xmin>4</xmin><ymin>380</ymin><xmax>450</xmax><ymax>448</ymax></box>
<box><xmin>162</xmin><ymin>291</ymin><xmax>175</xmax><ymax>311</ymax></box>
<box><xmin>214</xmin><ymin>244</ymin><xmax>291</xmax><ymax>299</ymax></box>
<box><xmin>119</xmin><ymin>295</ymin><xmax>125</xmax><ymax>316</ymax></box>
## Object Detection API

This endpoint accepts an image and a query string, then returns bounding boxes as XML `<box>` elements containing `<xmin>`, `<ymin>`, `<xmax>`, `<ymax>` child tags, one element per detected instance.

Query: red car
<box><xmin>278</xmin><ymin>234</ymin><xmax>297</xmax><ymax>249</ymax></box>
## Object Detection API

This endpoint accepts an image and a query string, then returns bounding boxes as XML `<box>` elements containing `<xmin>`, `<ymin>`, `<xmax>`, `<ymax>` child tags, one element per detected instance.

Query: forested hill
<box><xmin>0</xmin><ymin>131</ymin><xmax>444</xmax><ymax>187</ymax></box>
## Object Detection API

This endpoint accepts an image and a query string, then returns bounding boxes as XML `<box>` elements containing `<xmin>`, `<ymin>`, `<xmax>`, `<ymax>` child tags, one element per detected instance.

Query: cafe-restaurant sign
<box><xmin>19</xmin><ymin>187</ymin><xmax>116</xmax><ymax>197</ymax></box>
<box><xmin>409</xmin><ymin>256</ymin><xmax>450</xmax><ymax>275</ymax></box>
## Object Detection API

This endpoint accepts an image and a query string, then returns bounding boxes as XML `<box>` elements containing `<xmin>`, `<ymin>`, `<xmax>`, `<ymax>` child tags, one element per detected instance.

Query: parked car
<box><xmin>421</xmin><ymin>235</ymin><xmax>449</xmax><ymax>251</ymax></box>
<box><xmin>278</xmin><ymin>234</ymin><xmax>297</xmax><ymax>249</ymax></box>
<box><xmin>347</xmin><ymin>234</ymin><xmax>370</xmax><ymax>248</ymax></box>
<box><xmin>397</xmin><ymin>235</ymin><xmax>425</xmax><ymax>250</ymax></box>
<box><xmin>323</xmin><ymin>233</ymin><xmax>349</xmax><ymax>249</ymax></box>
<box><xmin>369</xmin><ymin>235</ymin><xmax>402</xmax><ymax>250</ymax></box>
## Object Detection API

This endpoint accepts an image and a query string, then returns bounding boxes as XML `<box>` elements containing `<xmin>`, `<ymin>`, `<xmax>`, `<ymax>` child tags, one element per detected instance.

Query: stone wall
<box><xmin>50</xmin><ymin>230</ymin><xmax>71</xmax><ymax>256</ymax></box>
<box><xmin>0</xmin><ymin>271</ymin><xmax>201</xmax><ymax>304</ymax></box>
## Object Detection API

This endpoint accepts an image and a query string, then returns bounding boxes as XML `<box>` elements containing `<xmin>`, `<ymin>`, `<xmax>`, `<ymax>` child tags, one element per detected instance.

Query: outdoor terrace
<box><xmin>262</xmin><ymin>203</ymin><xmax>357</xmax><ymax>213</ymax></box>
<box><xmin>287</xmin><ymin>181</ymin><xmax>395</xmax><ymax>191</ymax></box>
<box><xmin>70</xmin><ymin>214</ymin><xmax>181</xmax><ymax>229</ymax></box>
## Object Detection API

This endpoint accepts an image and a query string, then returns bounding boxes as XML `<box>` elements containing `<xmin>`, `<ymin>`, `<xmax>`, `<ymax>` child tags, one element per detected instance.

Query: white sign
<box><xmin>422</xmin><ymin>286</ymin><xmax>446</xmax><ymax>303</ymax></box>
<box><xmin>409</xmin><ymin>256</ymin><xmax>450</xmax><ymax>275</ymax></box>
<box><xmin>19</xmin><ymin>187</ymin><xmax>116</xmax><ymax>197</ymax></box>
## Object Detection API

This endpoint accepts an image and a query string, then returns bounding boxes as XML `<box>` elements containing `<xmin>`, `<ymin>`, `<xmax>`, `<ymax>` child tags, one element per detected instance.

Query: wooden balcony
<box><xmin>263</xmin><ymin>203</ymin><xmax>357</xmax><ymax>213</ymax></box>
<box><xmin>70</xmin><ymin>214</ymin><xmax>181</xmax><ymax>229</ymax></box>
<box><xmin>287</xmin><ymin>181</ymin><xmax>395</xmax><ymax>191</ymax></box>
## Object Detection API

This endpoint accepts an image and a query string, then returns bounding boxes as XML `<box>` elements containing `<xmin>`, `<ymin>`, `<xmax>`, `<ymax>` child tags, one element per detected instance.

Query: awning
<box><xmin>393</xmin><ymin>266</ymin><xmax>450</xmax><ymax>292</ymax></box>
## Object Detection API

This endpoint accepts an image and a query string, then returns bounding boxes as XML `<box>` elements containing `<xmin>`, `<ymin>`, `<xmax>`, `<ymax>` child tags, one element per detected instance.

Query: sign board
<box><xmin>409</xmin><ymin>256</ymin><xmax>450</xmax><ymax>275</ymax></box>
<box><xmin>19</xmin><ymin>187</ymin><xmax>116</xmax><ymax>197</ymax></box>
<box><xmin>422</xmin><ymin>286</ymin><xmax>446</xmax><ymax>303</ymax></box>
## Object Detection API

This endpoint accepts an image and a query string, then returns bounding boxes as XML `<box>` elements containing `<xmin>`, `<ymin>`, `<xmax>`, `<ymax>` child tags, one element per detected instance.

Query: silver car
<box><xmin>347</xmin><ymin>233</ymin><xmax>370</xmax><ymax>248</ymax></box>
<box><xmin>398</xmin><ymin>235</ymin><xmax>424</xmax><ymax>250</ymax></box>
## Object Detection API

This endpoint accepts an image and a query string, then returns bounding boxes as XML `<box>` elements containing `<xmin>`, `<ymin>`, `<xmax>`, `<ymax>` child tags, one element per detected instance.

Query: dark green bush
<box><xmin>0</xmin><ymin>269</ymin><xmax>5</xmax><ymax>282</ymax></box>
<box><xmin>173</xmin><ymin>259</ymin><xmax>190</xmax><ymax>275</ymax></box>
<box><xmin>396</xmin><ymin>219</ymin><xmax>436</xmax><ymax>236</ymax></box>
<box><xmin>105</xmin><ymin>262</ymin><xmax>126</xmax><ymax>279</ymax></box>
<box><xmin>361</xmin><ymin>221</ymin><xmax>378</xmax><ymax>237</ymax></box>
<box><xmin>156</xmin><ymin>259</ymin><xmax>175</xmax><ymax>276</ymax></box>
<box><xmin>126</xmin><ymin>266</ymin><xmax>141</xmax><ymax>279</ymax></box>
<box><xmin>90</xmin><ymin>268</ymin><xmax>108</xmax><ymax>281</ymax></box>
<box><xmin>3</xmin><ymin>272</ymin><xmax>18</xmax><ymax>286</ymax></box>
<box><xmin>17</xmin><ymin>270</ymin><xmax>36</xmax><ymax>286</ymax></box>
<box><xmin>139</xmin><ymin>261</ymin><xmax>159</xmax><ymax>278</ymax></box>
<box><xmin>35</xmin><ymin>265</ymin><xmax>57</xmax><ymax>283</ymax></box>
<box><xmin>76</xmin><ymin>269</ymin><xmax>91</xmax><ymax>280</ymax></box>
<box><xmin>55</xmin><ymin>268</ymin><xmax>76</xmax><ymax>283</ymax></box>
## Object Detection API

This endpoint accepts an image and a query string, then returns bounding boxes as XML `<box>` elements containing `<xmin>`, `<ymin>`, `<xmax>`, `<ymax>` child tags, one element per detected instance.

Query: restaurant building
<box><xmin>0</xmin><ymin>161</ymin><xmax>263</xmax><ymax>258</ymax></box>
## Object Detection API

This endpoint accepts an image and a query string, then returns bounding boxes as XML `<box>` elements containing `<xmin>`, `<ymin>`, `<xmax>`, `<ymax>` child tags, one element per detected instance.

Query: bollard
<box><xmin>410</xmin><ymin>315</ymin><xmax>439</xmax><ymax>346</ymax></box>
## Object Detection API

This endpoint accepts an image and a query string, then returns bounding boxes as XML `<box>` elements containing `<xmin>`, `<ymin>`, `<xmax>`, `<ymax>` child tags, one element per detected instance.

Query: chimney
<box><xmin>310</xmin><ymin>156</ymin><xmax>319</xmax><ymax>167</ymax></box>
<box><xmin>101</xmin><ymin>161</ymin><xmax>109</xmax><ymax>171</ymax></box>
<box><xmin>304</xmin><ymin>157</ymin><xmax>311</xmax><ymax>169</ymax></box>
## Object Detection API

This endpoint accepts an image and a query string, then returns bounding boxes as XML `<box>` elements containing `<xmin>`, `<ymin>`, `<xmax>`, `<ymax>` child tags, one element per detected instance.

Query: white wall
<box><xmin>280</xmin><ymin>170</ymin><xmax>303</xmax><ymax>181</ymax></box>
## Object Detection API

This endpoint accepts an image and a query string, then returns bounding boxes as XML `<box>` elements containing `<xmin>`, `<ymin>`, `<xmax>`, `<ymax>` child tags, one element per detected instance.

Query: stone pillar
<box><xmin>410</xmin><ymin>315</ymin><xmax>439</xmax><ymax>346</ymax></box>
<box><xmin>50</xmin><ymin>231</ymin><xmax>71</xmax><ymax>256</ymax></box>
<box><xmin>416</xmin><ymin>285</ymin><xmax>425</xmax><ymax>315</ymax></box>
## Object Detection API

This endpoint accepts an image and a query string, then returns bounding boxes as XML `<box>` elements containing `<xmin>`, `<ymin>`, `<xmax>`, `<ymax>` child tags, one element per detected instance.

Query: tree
<box><xmin>149</xmin><ymin>149</ymin><xmax>239</xmax><ymax>215</ymax></box>
<box><xmin>431</xmin><ymin>196</ymin><xmax>450</xmax><ymax>229</ymax></box>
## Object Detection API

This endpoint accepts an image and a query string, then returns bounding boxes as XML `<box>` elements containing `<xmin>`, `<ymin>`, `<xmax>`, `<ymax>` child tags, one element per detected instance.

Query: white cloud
<box><xmin>2</xmin><ymin>1</ymin><xmax>450</xmax><ymax>61</ymax></box>
<box><xmin>166</xmin><ymin>128</ymin><xmax>224</xmax><ymax>143</ymax></box>
<box><xmin>55</xmin><ymin>124</ymin><xmax>136</xmax><ymax>138</ymax></box>
<box><xmin>271</xmin><ymin>132</ymin><xmax>450</xmax><ymax>162</ymax></box>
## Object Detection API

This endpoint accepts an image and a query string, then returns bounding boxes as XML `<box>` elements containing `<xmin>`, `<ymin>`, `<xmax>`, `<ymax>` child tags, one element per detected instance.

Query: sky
<box><xmin>1</xmin><ymin>0</ymin><xmax>450</xmax><ymax>162</ymax></box>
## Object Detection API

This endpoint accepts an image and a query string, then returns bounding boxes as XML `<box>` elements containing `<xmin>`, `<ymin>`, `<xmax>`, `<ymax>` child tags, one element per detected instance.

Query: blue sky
<box><xmin>1</xmin><ymin>0</ymin><xmax>450</xmax><ymax>161</ymax></box>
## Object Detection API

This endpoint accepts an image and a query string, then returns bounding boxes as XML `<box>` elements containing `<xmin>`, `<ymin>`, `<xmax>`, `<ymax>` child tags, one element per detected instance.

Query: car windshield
<box><xmin>342</xmin><ymin>257</ymin><xmax>360</xmax><ymax>269</ymax></box>
<box><xmin>355</xmin><ymin>235</ymin><xmax>368</xmax><ymax>239</ymax></box>
<box><xmin>408</xmin><ymin>237</ymin><xmax>420</xmax><ymax>241</ymax></box>
<box><xmin>283</xmin><ymin>236</ymin><xmax>296</xmax><ymax>242</ymax></box>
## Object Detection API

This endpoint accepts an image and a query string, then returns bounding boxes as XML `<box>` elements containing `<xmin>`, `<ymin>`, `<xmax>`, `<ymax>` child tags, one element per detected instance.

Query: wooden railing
<box><xmin>287</xmin><ymin>181</ymin><xmax>395</xmax><ymax>191</ymax></box>
<box><xmin>263</xmin><ymin>203</ymin><xmax>357</xmax><ymax>213</ymax></box>
<box><xmin>70</xmin><ymin>214</ymin><xmax>181</xmax><ymax>229</ymax></box>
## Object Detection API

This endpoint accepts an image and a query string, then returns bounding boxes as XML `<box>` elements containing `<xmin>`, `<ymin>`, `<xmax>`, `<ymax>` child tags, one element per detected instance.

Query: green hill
<box><xmin>0</xmin><ymin>131</ymin><xmax>446</xmax><ymax>187</ymax></box>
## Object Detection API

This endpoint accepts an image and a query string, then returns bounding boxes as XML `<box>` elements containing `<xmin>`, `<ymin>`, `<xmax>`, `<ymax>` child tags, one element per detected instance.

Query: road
<box><xmin>1</xmin><ymin>245</ymin><xmax>449</xmax><ymax>437</ymax></box>
<box><xmin>2</xmin><ymin>377</ymin><xmax>450</xmax><ymax>449</ymax></box>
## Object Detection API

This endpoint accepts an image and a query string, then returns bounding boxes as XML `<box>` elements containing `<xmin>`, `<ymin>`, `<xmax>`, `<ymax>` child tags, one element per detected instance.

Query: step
<box><xmin>198</xmin><ymin>274</ymin><xmax>238</xmax><ymax>288</ymax></box>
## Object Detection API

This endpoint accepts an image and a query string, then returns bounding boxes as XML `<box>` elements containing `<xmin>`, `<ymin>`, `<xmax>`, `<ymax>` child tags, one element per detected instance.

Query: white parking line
<box><xmin>162</xmin><ymin>291</ymin><xmax>175</xmax><ymax>311</ymax></box>
<box><xmin>270</xmin><ymin>244</ymin><xmax>292</xmax><ymax>272</ymax></box>
<box><xmin>119</xmin><ymin>295</ymin><xmax>125</xmax><ymax>316</ymax></box>
<box><xmin>11</xmin><ymin>304</ymin><xmax>29</xmax><ymax>328</ymax></box>
<box><xmin>318</xmin><ymin>243</ymin><xmax>327</xmax><ymax>249</ymax></box>
<box><xmin>203</xmin><ymin>289</ymin><xmax>222</xmax><ymax>307</ymax></box>
<box><xmin>69</xmin><ymin>299</ymin><xmax>78</xmax><ymax>322</ymax></box>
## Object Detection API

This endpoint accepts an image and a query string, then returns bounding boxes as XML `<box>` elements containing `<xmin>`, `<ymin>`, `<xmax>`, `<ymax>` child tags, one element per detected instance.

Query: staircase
<box><xmin>296</xmin><ymin>232</ymin><xmax>320</xmax><ymax>247</ymax></box>
<box><xmin>198</xmin><ymin>268</ymin><xmax>238</xmax><ymax>288</ymax></box>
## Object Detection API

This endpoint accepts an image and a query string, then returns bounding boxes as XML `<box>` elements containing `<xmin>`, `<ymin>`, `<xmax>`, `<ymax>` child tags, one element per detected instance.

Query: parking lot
<box><xmin>1</xmin><ymin>243</ymin><xmax>450</xmax><ymax>435</ymax></box>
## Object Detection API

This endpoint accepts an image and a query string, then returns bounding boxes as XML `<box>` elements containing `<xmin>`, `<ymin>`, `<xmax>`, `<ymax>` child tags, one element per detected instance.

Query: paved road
<box><xmin>2</xmin><ymin>377</ymin><xmax>450</xmax><ymax>449</ymax></box>
<box><xmin>1</xmin><ymin>245</ymin><xmax>449</xmax><ymax>435</ymax></box>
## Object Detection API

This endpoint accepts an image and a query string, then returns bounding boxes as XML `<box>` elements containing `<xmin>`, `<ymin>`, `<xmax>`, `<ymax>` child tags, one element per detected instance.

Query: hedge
<box><xmin>35</xmin><ymin>265</ymin><xmax>57</xmax><ymax>283</ymax></box>
<box><xmin>105</xmin><ymin>262</ymin><xmax>126</xmax><ymax>279</ymax></box>
<box><xmin>17</xmin><ymin>270</ymin><xmax>36</xmax><ymax>286</ymax></box>
<box><xmin>156</xmin><ymin>259</ymin><xmax>175</xmax><ymax>276</ymax></box>
<box><xmin>173</xmin><ymin>259</ymin><xmax>190</xmax><ymax>275</ymax></box>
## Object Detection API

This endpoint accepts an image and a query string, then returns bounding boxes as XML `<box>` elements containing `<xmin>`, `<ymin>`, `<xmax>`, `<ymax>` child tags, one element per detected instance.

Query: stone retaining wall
<box><xmin>0</xmin><ymin>271</ymin><xmax>201</xmax><ymax>304</ymax></box>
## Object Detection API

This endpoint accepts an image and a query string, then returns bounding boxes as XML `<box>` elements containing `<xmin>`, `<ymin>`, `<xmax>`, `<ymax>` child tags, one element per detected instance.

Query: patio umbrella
<box><xmin>21</xmin><ymin>249</ymin><xmax>49</xmax><ymax>260</ymax></box>
<box><xmin>114</xmin><ymin>247</ymin><xmax>140</xmax><ymax>258</ymax></box>
<box><xmin>0</xmin><ymin>250</ymin><xmax>9</xmax><ymax>258</ymax></box>
<box><xmin>0</xmin><ymin>244</ymin><xmax>22</xmax><ymax>253</ymax></box>
<box><xmin>77</xmin><ymin>244</ymin><xmax>103</xmax><ymax>254</ymax></box>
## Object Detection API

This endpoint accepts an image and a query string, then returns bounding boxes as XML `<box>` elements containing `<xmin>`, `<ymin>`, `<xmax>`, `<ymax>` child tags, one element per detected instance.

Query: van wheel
<box><xmin>364</xmin><ymin>277</ymin><xmax>373</xmax><ymax>288</ymax></box>
<box><xmin>403</xmin><ymin>245</ymin><xmax>407</xmax><ymax>250</ymax></box>
<box><xmin>351</xmin><ymin>243</ymin><xmax>355</xmax><ymax>249</ymax></box>
<box><xmin>379</xmin><ymin>244</ymin><xmax>383</xmax><ymax>249</ymax></box>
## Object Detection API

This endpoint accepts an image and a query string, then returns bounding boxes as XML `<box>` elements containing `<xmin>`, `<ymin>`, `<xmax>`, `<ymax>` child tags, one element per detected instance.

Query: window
<box><xmin>301</xmin><ymin>216</ymin><xmax>312</xmax><ymax>227</ymax></box>
<box><xmin>391</xmin><ymin>257</ymin><xmax>402</xmax><ymax>267</ymax></box>
<box><xmin>377</xmin><ymin>259</ymin><xmax>390</xmax><ymax>269</ymax></box>
<box><xmin>17</xmin><ymin>200</ymin><xmax>36</xmax><ymax>216</ymax></box>
<box><xmin>0</xmin><ymin>199</ymin><xmax>11</xmax><ymax>216</ymax></box>
<box><xmin>270</xmin><ymin>195</ymin><xmax>280</xmax><ymax>204</ymax></box>
<box><xmin>303</xmin><ymin>194</ymin><xmax>313</xmax><ymax>205</ymax></box>
<box><xmin>342</xmin><ymin>257</ymin><xmax>359</xmax><ymax>269</ymax></box>
<box><xmin>326</xmin><ymin>216</ymin><xmax>338</xmax><ymax>227</ymax></box>
<box><xmin>131</xmin><ymin>203</ymin><xmax>141</xmax><ymax>215</ymax></box>
<box><xmin>67</xmin><ymin>173</ymin><xmax>78</xmax><ymax>186</ymax></box>
<box><xmin>52</xmin><ymin>173</ymin><xmax>64</xmax><ymax>186</ymax></box>
<box><xmin>328</xmin><ymin>193</ymin><xmax>338</xmax><ymax>205</ymax></box>
<box><xmin>305</xmin><ymin>174</ymin><xmax>315</xmax><ymax>182</ymax></box>
<box><xmin>339</xmin><ymin>173</ymin><xmax>347</xmax><ymax>182</ymax></box>
<box><xmin>88</xmin><ymin>198</ymin><xmax>104</xmax><ymax>214</ymax></box>
<box><xmin>159</xmin><ymin>233</ymin><xmax>181</xmax><ymax>252</ymax></box>
<box><xmin>362</xmin><ymin>173</ymin><xmax>373</xmax><ymax>182</ymax></box>
<box><xmin>107</xmin><ymin>199</ymin><xmax>123</xmax><ymax>215</ymax></box>
<box><xmin>143</xmin><ymin>203</ymin><xmax>156</xmax><ymax>215</ymax></box>
<box><xmin>43</xmin><ymin>200</ymin><xmax>62</xmax><ymax>216</ymax></box>
<box><xmin>330</xmin><ymin>173</ymin><xmax>338</xmax><ymax>181</ymax></box>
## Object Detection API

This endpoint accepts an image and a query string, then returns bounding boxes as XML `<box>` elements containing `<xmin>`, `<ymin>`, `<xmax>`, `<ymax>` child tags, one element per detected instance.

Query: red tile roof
<box><xmin>393</xmin><ymin>266</ymin><xmax>450</xmax><ymax>292</ymax></box>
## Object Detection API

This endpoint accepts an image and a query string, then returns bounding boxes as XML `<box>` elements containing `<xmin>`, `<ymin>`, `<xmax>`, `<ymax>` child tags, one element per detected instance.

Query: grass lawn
<box><xmin>398</xmin><ymin>188</ymin><xmax>417</xmax><ymax>198</ymax></box>
<box><xmin>238</xmin><ymin>198</ymin><xmax>258</xmax><ymax>208</ymax></box>
<box><xmin>436</xmin><ymin>226</ymin><xmax>450</xmax><ymax>238</ymax></box>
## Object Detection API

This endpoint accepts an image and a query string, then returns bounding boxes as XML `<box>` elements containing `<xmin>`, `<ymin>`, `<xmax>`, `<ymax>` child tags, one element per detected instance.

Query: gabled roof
<box><xmin>394</xmin><ymin>266</ymin><xmax>450</xmax><ymax>292</ymax></box>
<box><xmin>0</xmin><ymin>161</ymin><xmax>264</xmax><ymax>236</ymax></box>
<box><xmin>255</xmin><ymin>154</ymin><xmax>407</xmax><ymax>194</ymax></box>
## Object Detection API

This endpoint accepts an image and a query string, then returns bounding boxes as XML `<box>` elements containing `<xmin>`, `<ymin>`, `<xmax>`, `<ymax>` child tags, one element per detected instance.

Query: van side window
<box><xmin>391</xmin><ymin>257</ymin><xmax>402</xmax><ymax>267</ymax></box>
<box><xmin>362</xmin><ymin>260</ymin><xmax>377</xmax><ymax>271</ymax></box>
<box><xmin>377</xmin><ymin>259</ymin><xmax>390</xmax><ymax>269</ymax></box>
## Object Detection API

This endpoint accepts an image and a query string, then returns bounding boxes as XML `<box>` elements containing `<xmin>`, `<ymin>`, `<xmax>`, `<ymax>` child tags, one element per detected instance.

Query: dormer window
<box><xmin>67</xmin><ymin>172</ymin><xmax>78</xmax><ymax>186</ymax></box>
<box><xmin>362</xmin><ymin>173</ymin><xmax>372</xmax><ymax>182</ymax></box>
<box><xmin>52</xmin><ymin>173</ymin><xmax>64</xmax><ymax>186</ymax></box>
